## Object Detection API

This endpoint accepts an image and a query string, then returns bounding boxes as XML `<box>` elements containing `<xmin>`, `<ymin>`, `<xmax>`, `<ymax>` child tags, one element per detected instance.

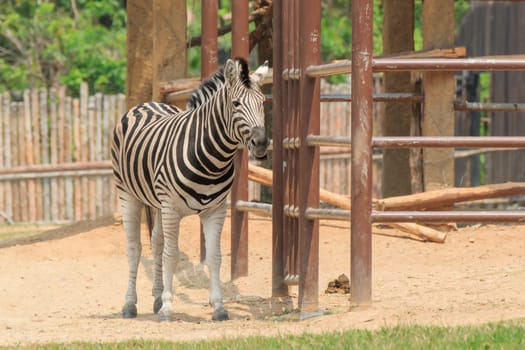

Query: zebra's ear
<box><xmin>224</xmin><ymin>59</ymin><xmax>239</xmax><ymax>86</ymax></box>
<box><xmin>251</xmin><ymin>60</ymin><xmax>269</xmax><ymax>87</ymax></box>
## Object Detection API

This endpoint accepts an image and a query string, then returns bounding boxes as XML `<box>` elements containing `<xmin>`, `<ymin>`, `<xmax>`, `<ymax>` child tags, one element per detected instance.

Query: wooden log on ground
<box><xmin>376</xmin><ymin>182</ymin><xmax>525</xmax><ymax>211</ymax></box>
<box><xmin>248</xmin><ymin>164</ymin><xmax>446</xmax><ymax>243</ymax></box>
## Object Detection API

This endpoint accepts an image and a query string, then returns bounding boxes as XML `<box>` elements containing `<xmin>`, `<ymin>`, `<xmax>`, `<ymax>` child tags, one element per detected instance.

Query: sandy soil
<box><xmin>1</xmin><ymin>213</ymin><xmax>524</xmax><ymax>346</ymax></box>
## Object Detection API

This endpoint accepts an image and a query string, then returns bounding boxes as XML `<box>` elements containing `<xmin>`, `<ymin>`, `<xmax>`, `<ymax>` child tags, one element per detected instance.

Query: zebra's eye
<box><xmin>232</xmin><ymin>100</ymin><xmax>241</xmax><ymax>108</ymax></box>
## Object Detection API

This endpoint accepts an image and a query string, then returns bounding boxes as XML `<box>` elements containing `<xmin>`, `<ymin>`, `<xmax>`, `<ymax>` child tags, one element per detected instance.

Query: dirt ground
<box><xmin>1</xmin><ymin>213</ymin><xmax>524</xmax><ymax>346</ymax></box>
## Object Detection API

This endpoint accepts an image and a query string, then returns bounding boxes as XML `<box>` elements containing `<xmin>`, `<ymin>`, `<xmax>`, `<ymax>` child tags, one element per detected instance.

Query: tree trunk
<box><xmin>381</xmin><ymin>0</ymin><xmax>414</xmax><ymax>197</ymax></box>
<box><xmin>422</xmin><ymin>0</ymin><xmax>455</xmax><ymax>191</ymax></box>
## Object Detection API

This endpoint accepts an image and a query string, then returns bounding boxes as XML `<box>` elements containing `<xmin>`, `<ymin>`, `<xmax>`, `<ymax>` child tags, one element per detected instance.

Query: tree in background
<box><xmin>0</xmin><ymin>0</ymin><xmax>126</xmax><ymax>96</ymax></box>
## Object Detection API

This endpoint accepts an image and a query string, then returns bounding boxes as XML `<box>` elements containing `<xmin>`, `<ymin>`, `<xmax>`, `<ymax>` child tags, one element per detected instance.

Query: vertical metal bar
<box><xmin>351</xmin><ymin>0</ymin><xmax>373</xmax><ymax>307</ymax></box>
<box><xmin>288</xmin><ymin>0</ymin><xmax>299</xmax><ymax>279</ymax></box>
<box><xmin>200</xmin><ymin>0</ymin><xmax>218</xmax><ymax>262</ymax></box>
<box><xmin>201</xmin><ymin>1</ymin><xmax>218</xmax><ymax>79</ymax></box>
<box><xmin>283</xmin><ymin>0</ymin><xmax>293</xmax><ymax>280</ymax></box>
<box><xmin>230</xmin><ymin>0</ymin><xmax>250</xmax><ymax>279</ymax></box>
<box><xmin>297</xmin><ymin>0</ymin><xmax>321</xmax><ymax>313</ymax></box>
<box><xmin>272</xmin><ymin>0</ymin><xmax>289</xmax><ymax>296</ymax></box>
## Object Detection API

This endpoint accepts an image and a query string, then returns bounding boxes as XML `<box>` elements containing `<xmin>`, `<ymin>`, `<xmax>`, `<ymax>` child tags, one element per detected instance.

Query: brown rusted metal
<box><xmin>304</xmin><ymin>208</ymin><xmax>525</xmax><ymax>223</ymax></box>
<box><xmin>282</xmin><ymin>0</ymin><xmax>294</xmax><ymax>292</ymax></box>
<box><xmin>271</xmin><ymin>0</ymin><xmax>288</xmax><ymax>297</ymax></box>
<box><xmin>199</xmin><ymin>0</ymin><xmax>219</xmax><ymax>263</ymax></box>
<box><xmin>350</xmin><ymin>0</ymin><xmax>374</xmax><ymax>308</ymax></box>
<box><xmin>454</xmin><ymin>101</ymin><xmax>525</xmax><ymax>112</ymax></box>
<box><xmin>372</xmin><ymin>211</ymin><xmax>525</xmax><ymax>223</ymax></box>
<box><xmin>230</xmin><ymin>0</ymin><xmax>250</xmax><ymax>280</ymax></box>
<box><xmin>297</xmin><ymin>0</ymin><xmax>321</xmax><ymax>314</ymax></box>
<box><xmin>201</xmin><ymin>1</ymin><xmax>218</xmax><ymax>80</ymax></box>
<box><xmin>306</xmin><ymin>135</ymin><xmax>525</xmax><ymax>148</ymax></box>
<box><xmin>236</xmin><ymin>201</ymin><xmax>272</xmax><ymax>217</ymax></box>
<box><xmin>306</xmin><ymin>56</ymin><xmax>525</xmax><ymax>78</ymax></box>
<box><xmin>321</xmin><ymin>93</ymin><xmax>424</xmax><ymax>103</ymax></box>
<box><xmin>373</xmin><ymin>136</ymin><xmax>525</xmax><ymax>148</ymax></box>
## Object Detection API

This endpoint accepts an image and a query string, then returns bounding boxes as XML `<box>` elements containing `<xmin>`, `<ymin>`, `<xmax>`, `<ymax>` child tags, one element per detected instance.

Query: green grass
<box><xmin>3</xmin><ymin>320</ymin><xmax>524</xmax><ymax>350</ymax></box>
<box><xmin>0</xmin><ymin>224</ymin><xmax>60</xmax><ymax>241</ymax></box>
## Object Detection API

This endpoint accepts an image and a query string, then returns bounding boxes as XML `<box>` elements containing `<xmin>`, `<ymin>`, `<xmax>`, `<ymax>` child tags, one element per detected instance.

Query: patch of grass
<box><xmin>0</xmin><ymin>224</ymin><xmax>59</xmax><ymax>241</ymax></box>
<box><xmin>3</xmin><ymin>320</ymin><xmax>524</xmax><ymax>350</ymax></box>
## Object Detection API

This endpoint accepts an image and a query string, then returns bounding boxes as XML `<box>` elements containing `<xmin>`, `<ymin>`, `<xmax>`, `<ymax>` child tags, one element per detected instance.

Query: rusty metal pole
<box><xmin>201</xmin><ymin>1</ymin><xmax>218</xmax><ymax>80</ymax></box>
<box><xmin>199</xmin><ymin>0</ymin><xmax>218</xmax><ymax>262</ymax></box>
<box><xmin>231</xmin><ymin>0</ymin><xmax>250</xmax><ymax>279</ymax></box>
<box><xmin>272</xmin><ymin>0</ymin><xmax>288</xmax><ymax>297</ymax></box>
<box><xmin>351</xmin><ymin>0</ymin><xmax>373</xmax><ymax>308</ymax></box>
<box><xmin>297</xmin><ymin>0</ymin><xmax>321</xmax><ymax>315</ymax></box>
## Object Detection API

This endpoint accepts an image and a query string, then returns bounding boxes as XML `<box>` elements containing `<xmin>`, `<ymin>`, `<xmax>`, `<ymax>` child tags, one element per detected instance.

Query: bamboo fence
<box><xmin>0</xmin><ymin>83</ymin><xmax>126</xmax><ymax>224</ymax></box>
<box><xmin>0</xmin><ymin>80</ymin><xmax>374</xmax><ymax>224</ymax></box>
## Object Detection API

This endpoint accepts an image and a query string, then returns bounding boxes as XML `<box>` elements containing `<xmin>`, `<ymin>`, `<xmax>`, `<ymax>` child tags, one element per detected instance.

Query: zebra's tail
<box><xmin>145</xmin><ymin>206</ymin><xmax>155</xmax><ymax>241</ymax></box>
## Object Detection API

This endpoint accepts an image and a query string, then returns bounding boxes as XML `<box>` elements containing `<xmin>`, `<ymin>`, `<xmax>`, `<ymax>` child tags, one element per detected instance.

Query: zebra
<box><xmin>111</xmin><ymin>58</ymin><xmax>269</xmax><ymax>322</ymax></box>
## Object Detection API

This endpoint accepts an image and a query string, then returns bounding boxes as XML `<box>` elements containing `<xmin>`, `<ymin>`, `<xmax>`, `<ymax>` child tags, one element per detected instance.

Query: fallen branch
<box><xmin>376</xmin><ymin>182</ymin><xmax>525</xmax><ymax>211</ymax></box>
<box><xmin>247</xmin><ymin>164</ymin><xmax>446</xmax><ymax>243</ymax></box>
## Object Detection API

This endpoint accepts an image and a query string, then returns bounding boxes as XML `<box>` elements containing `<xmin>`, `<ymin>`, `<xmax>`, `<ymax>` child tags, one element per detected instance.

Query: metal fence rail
<box><xmin>266</xmin><ymin>0</ymin><xmax>525</xmax><ymax>313</ymax></box>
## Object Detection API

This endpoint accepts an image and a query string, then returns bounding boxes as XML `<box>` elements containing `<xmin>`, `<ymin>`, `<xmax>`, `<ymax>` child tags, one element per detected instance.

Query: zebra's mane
<box><xmin>186</xmin><ymin>58</ymin><xmax>251</xmax><ymax>110</ymax></box>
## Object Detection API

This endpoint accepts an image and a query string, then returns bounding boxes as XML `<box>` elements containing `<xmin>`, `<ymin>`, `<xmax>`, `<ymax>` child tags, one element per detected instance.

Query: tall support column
<box><xmin>297</xmin><ymin>0</ymin><xmax>321</xmax><ymax>314</ymax></box>
<box><xmin>422</xmin><ymin>0</ymin><xmax>455</xmax><ymax>191</ymax></box>
<box><xmin>350</xmin><ymin>0</ymin><xmax>373</xmax><ymax>308</ymax></box>
<box><xmin>151</xmin><ymin>0</ymin><xmax>187</xmax><ymax>103</ymax></box>
<box><xmin>126</xmin><ymin>0</ymin><xmax>153</xmax><ymax>109</ymax></box>
<box><xmin>200</xmin><ymin>0</ymin><xmax>218</xmax><ymax>262</ymax></box>
<box><xmin>231</xmin><ymin>0</ymin><xmax>250</xmax><ymax>279</ymax></box>
<box><xmin>272</xmin><ymin>0</ymin><xmax>288</xmax><ymax>297</ymax></box>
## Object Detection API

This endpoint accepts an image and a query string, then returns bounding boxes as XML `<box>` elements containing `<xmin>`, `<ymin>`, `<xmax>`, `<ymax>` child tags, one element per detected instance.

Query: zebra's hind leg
<box><xmin>157</xmin><ymin>204</ymin><xmax>182</xmax><ymax>321</ymax></box>
<box><xmin>150</xmin><ymin>207</ymin><xmax>164</xmax><ymax>314</ymax></box>
<box><xmin>200</xmin><ymin>202</ymin><xmax>229</xmax><ymax>321</ymax></box>
<box><xmin>120</xmin><ymin>193</ymin><xmax>143</xmax><ymax>318</ymax></box>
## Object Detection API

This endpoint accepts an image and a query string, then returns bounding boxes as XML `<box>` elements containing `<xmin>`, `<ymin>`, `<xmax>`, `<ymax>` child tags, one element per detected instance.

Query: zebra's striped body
<box><xmin>112</xmin><ymin>58</ymin><xmax>269</xmax><ymax>321</ymax></box>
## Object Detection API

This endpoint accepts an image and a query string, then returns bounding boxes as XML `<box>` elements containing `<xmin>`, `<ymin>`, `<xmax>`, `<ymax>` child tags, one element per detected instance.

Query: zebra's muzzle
<box><xmin>248</xmin><ymin>127</ymin><xmax>270</xmax><ymax>161</ymax></box>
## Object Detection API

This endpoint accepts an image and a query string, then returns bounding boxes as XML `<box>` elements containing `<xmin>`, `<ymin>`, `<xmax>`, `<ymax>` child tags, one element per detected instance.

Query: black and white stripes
<box><xmin>111</xmin><ymin>58</ymin><xmax>269</xmax><ymax>321</ymax></box>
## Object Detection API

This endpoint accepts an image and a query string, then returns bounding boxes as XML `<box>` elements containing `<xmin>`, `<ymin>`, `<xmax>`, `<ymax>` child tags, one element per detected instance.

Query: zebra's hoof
<box><xmin>158</xmin><ymin>306</ymin><xmax>173</xmax><ymax>322</ymax></box>
<box><xmin>122</xmin><ymin>302</ymin><xmax>137</xmax><ymax>319</ymax></box>
<box><xmin>153</xmin><ymin>297</ymin><xmax>163</xmax><ymax>314</ymax></box>
<box><xmin>212</xmin><ymin>307</ymin><xmax>229</xmax><ymax>321</ymax></box>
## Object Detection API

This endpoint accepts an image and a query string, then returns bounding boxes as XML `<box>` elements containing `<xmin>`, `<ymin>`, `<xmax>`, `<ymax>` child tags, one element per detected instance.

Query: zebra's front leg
<box><xmin>120</xmin><ymin>193</ymin><xmax>143</xmax><ymax>318</ymax></box>
<box><xmin>150</xmin><ymin>207</ymin><xmax>164</xmax><ymax>314</ymax></box>
<box><xmin>157</xmin><ymin>204</ymin><xmax>181</xmax><ymax>321</ymax></box>
<box><xmin>201</xmin><ymin>203</ymin><xmax>229</xmax><ymax>321</ymax></box>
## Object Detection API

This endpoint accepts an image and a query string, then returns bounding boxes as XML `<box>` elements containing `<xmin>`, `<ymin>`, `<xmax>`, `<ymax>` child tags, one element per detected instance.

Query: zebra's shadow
<box><xmin>140</xmin><ymin>253</ymin><xmax>293</xmax><ymax>320</ymax></box>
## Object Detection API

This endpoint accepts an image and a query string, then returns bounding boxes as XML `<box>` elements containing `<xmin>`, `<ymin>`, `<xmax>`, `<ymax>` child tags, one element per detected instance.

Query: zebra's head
<box><xmin>224</xmin><ymin>58</ymin><xmax>270</xmax><ymax>160</ymax></box>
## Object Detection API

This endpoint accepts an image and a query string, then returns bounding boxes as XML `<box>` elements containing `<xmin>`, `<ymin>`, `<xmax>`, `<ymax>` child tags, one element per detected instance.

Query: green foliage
<box><xmin>5</xmin><ymin>320</ymin><xmax>525</xmax><ymax>350</ymax></box>
<box><xmin>0</xmin><ymin>0</ymin><xmax>126</xmax><ymax>96</ymax></box>
<box><xmin>0</xmin><ymin>1</ymin><xmax>472</xmax><ymax>94</ymax></box>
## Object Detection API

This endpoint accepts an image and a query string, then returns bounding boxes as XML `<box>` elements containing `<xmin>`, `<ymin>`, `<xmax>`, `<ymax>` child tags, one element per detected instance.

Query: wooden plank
<box><xmin>56</xmin><ymin>87</ymin><xmax>66</xmax><ymax>221</ymax></box>
<box><xmin>40</xmin><ymin>88</ymin><xmax>51</xmax><ymax>221</ymax></box>
<box><xmin>49</xmin><ymin>88</ymin><xmax>59</xmax><ymax>221</ymax></box>
<box><xmin>73</xmin><ymin>97</ymin><xmax>82</xmax><ymax>221</ymax></box>
<box><xmin>31</xmin><ymin>90</ymin><xmax>43</xmax><ymax>221</ymax></box>
<box><xmin>88</xmin><ymin>94</ymin><xmax>97</xmax><ymax>218</ymax></box>
<box><xmin>3</xmin><ymin>94</ymin><xmax>13</xmax><ymax>222</ymax></box>
<box><xmin>23</xmin><ymin>90</ymin><xmax>37</xmax><ymax>222</ymax></box>
<box><xmin>9</xmin><ymin>101</ymin><xmax>19</xmax><ymax>222</ymax></box>
<box><xmin>158</xmin><ymin>78</ymin><xmax>200</xmax><ymax>96</ymax></box>
<box><xmin>0</xmin><ymin>93</ymin><xmax>4</xmax><ymax>222</ymax></box>
<box><xmin>64</xmin><ymin>94</ymin><xmax>74</xmax><ymax>221</ymax></box>
<box><xmin>16</xmin><ymin>101</ymin><xmax>27</xmax><ymax>222</ymax></box>
<box><xmin>102</xmin><ymin>95</ymin><xmax>113</xmax><ymax>214</ymax></box>
<box><xmin>79</xmin><ymin>84</ymin><xmax>89</xmax><ymax>220</ymax></box>
<box><xmin>380</xmin><ymin>46</ymin><xmax>466</xmax><ymax>59</ymax></box>
<box><xmin>95</xmin><ymin>93</ymin><xmax>103</xmax><ymax>217</ymax></box>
